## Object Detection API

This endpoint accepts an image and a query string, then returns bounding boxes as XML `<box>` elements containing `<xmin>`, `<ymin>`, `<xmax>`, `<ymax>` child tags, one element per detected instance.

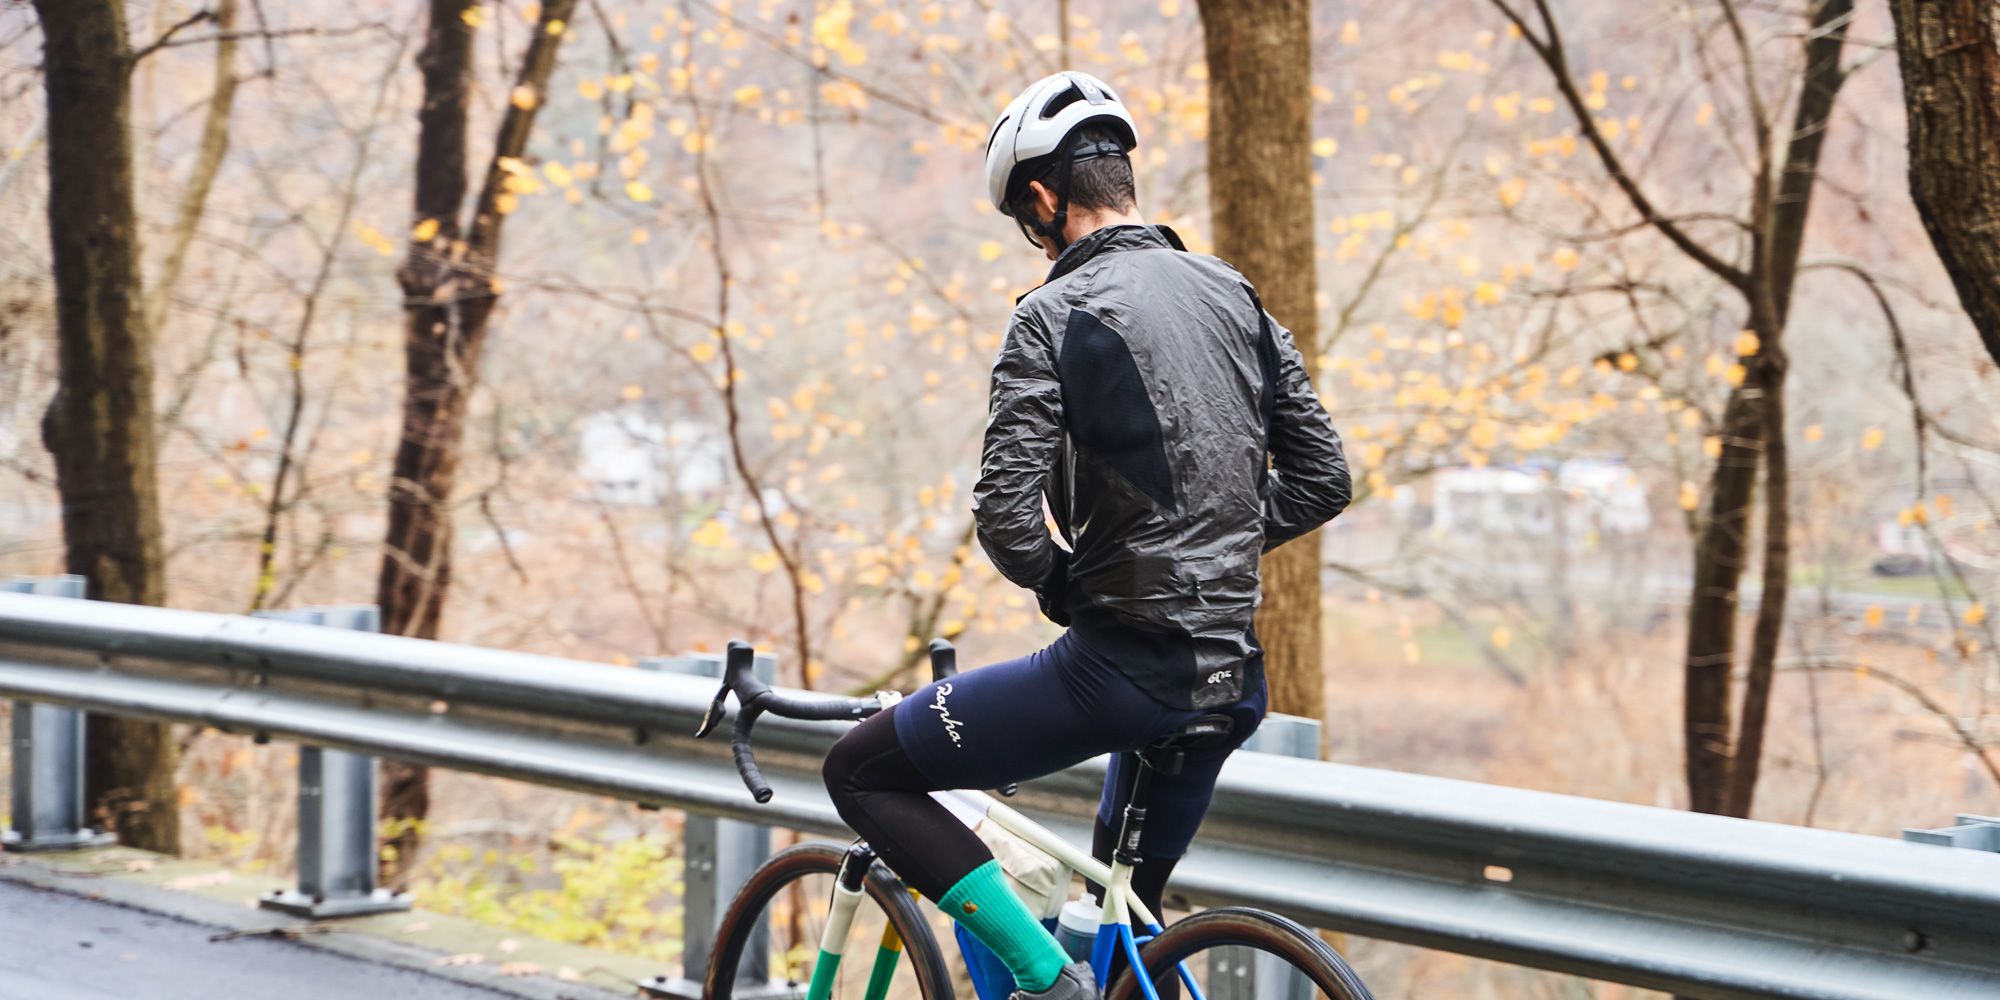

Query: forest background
<box><xmin>2</xmin><ymin>0</ymin><xmax>1998</xmax><ymax>996</ymax></box>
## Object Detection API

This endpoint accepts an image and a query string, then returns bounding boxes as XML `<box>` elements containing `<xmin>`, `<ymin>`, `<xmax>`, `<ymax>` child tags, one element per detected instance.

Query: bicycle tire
<box><xmin>1108</xmin><ymin>907</ymin><xmax>1373</xmax><ymax>1000</ymax></box>
<box><xmin>705</xmin><ymin>841</ymin><xmax>956</xmax><ymax>1000</ymax></box>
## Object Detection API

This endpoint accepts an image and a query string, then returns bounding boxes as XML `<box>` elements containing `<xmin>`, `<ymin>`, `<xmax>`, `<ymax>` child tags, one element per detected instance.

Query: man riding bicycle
<box><xmin>823</xmin><ymin>70</ymin><xmax>1351</xmax><ymax>1000</ymax></box>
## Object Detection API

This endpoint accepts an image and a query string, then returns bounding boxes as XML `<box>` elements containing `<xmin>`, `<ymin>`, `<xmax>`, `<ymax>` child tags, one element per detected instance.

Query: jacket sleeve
<box><xmin>972</xmin><ymin>310</ymin><xmax>1065</xmax><ymax>589</ymax></box>
<box><xmin>1262</xmin><ymin>313</ymin><xmax>1352</xmax><ymax>551</ymax></box>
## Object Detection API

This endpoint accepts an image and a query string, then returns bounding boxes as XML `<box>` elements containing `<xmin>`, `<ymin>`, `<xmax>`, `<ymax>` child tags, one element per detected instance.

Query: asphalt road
<box><xmin>0</xmin><ymin>879</ymin><xmax>517</xmax><ymax>1000</ymax></box>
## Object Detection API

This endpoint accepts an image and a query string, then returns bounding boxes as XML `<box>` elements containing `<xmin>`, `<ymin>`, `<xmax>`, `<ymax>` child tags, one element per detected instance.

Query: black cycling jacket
<box><xmin>972</xmin><ymin>224</ymin><xmax>1352</xmax><ymax>709</ymax></box>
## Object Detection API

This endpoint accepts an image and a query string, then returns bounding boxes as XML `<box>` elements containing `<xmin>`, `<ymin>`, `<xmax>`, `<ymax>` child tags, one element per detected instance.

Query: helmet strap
<box><xmin>1030</xmin><ymin>147</ymin><xmax>1077</xmax><ymax>254</ymax></box>
<box><xmin>1013</xmin><ymin>137</ymin><xmax>1127</xmax><ymax>253</ymax></box>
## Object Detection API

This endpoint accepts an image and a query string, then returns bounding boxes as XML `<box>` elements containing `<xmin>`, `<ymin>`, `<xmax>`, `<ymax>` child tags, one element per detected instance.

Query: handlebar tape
<box><xmin>726</xmin><ymin>690</ymin><xmax>879</xmax><ymax>803</ymax></box>
<box><xmin>730</xmin><ymin>701</ymin><xmax>774</xmax><ymax>803</ymax></box>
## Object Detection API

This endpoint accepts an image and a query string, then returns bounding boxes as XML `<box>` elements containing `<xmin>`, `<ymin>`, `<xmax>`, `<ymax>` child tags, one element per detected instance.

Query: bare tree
<box><xmin>1488</xmin><ymin>0</ymin><xmax>1855</xmax><ymax>816</ymax></box>
<box><xmin>31</xmin><ymin>0</ymin><xmax>178</xmax><ymax>853</ymax></box>
<box><xmin>1889</xmin><ymin>0</ymin><xmax>2000</xmax><ymax>367</ymax></box>
<box><xmin>249</xmin><ymin>30</ymin><xmax>408</xmax><ymax>612</ymax></box>
<box><xmin>376</xmin><ymin>0</ymin><xmax>579</xmax><ymax>884</ymax></box>
<box><xmin>1197</xmin><ymin>0</ymin><xmax>1327</xmax><ymax>727</ymax></box>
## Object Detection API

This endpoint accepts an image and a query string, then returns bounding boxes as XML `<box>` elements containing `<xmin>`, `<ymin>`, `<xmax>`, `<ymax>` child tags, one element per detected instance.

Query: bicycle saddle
<box><xmin>1140</xmin><ymin>713</ymin><xmax>1235</xmax><ymax>775</ymax></box>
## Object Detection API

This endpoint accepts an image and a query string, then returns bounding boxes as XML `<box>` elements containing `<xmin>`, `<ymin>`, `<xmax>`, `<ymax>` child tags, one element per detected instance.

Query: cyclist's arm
<box><xmin>972</xmin><ymin>310</ymin><xmax>1064</xmax><ymax>590</ymax></box>
<box><xmin>1261</xmin><ymin>311</ymin><xmax>1351</xmax><ymax>551</ymax></box>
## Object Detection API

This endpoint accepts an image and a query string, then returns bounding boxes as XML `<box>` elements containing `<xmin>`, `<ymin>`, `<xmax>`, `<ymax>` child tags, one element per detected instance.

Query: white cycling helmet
<box><xmin>984</xmin><ymin>71</ymin><xmax>1139</xmax><ymax>215</ymax></box>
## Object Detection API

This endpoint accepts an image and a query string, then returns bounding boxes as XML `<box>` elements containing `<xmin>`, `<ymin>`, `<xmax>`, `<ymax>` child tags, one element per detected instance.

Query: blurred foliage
<box><xmin>412</xmin><ymin>832</ymin><xmax>687</xmax><ymax>958</ymax></box>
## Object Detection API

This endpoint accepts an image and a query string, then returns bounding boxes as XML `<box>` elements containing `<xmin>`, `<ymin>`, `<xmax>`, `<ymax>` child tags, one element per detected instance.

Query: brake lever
<box><xmin>698</xmin><ymin>639</ymin><xmax>763</xmax><ymax>738</ymax></box>
<box><xmin>695</xmin><ymin>682</ymin><xmax>730</xmax><ymax>739</ymax></box>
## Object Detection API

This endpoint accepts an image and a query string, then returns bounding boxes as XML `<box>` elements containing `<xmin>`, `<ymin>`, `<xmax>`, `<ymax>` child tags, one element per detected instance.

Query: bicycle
<box><xmin>694</xmin><ymin>638</ymin><xmax>1375</xmax><ymax>1000</ymax></box>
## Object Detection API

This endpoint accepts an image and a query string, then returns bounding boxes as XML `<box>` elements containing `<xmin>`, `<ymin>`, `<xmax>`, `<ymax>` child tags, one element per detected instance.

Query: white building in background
<box><xmin>1427</xmin><ymin>460</ymin><xmax>1652</xmax><ymax>539</ymax></box>
<box><xmin>576</xmin><ymin>408</ymin><xmax>729</xmax><ymax>506</ymax></box>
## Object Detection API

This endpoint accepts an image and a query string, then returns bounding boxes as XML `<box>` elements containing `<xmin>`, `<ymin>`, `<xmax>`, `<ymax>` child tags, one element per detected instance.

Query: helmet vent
<box><xmin>1040</xmin><ymin>85</ymin><xmax>1084</xmax><ymax>119</ymax></box>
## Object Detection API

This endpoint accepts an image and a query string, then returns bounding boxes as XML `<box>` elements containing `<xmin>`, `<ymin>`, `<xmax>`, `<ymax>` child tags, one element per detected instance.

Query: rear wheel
<box><xmin>1108</xmin><ymin>907</ymin><xmax>1373</xmax><ymax>1000</ymax></box>
<box><xmin>705</xmin><ymin>841</ymin><xmax>955</xmax><ymax>1000</ymax></box>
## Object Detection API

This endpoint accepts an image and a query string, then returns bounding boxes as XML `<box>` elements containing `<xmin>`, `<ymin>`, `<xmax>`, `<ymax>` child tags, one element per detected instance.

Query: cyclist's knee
<box><xmin>822</xmin><ymin>707</ymin><xmax>909</xmax><ymax>806</ymax></box>
<box><xmin>822</xmin><ymin>725</ymin><xmax>864</xmax><ymax>802</ymax></box>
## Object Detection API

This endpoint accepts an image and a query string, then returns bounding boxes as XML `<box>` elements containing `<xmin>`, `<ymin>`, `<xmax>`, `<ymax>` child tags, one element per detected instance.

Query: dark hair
<box><xmin>1006</xmin><ymin>124</ymin><xmax>1136</xmax><ymax>222</ymax></box>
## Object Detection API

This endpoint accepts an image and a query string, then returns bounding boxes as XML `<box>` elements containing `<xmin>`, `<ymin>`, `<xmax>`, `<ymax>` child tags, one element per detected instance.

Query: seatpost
<box><xmin>1120</xmin><ymin>752</ymin><xmax>1176</xmax><ymax>868</ymax></box>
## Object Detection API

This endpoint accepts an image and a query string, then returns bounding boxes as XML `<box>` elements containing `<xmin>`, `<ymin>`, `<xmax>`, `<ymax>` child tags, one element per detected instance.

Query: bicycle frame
<box><xmin>806</xmin><ymin>788</ymin><xmax>1204</xmax><ymax>1000</ymax></box>
<box><xmin>804</xmin><ymin>844</ymin><xmax>925</xmax><ymax>1000</ymax></box>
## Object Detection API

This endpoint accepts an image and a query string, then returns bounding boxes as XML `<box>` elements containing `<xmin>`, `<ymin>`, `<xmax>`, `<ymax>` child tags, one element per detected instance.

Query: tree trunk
<box><xmin>32</xmin><ymin>0</ymin><xmax>179</xmax><ymax>853</ymax></box>
<box><xmin>376</xmin><ymin>0</ymin><xmax>577</xmax><ymax>887</ymax></box>
<box><xmin>1196</xmin><ymin>0</ymin><xmax>1325</xmax><ymax>727</ymax></box>
<box><xmin>1725</xmin><ymin>363</ymin><xmax>1788</xmax><ymax>818</ymax></box>
<box><xmin>1685</xmin><ymin>0</ymin><xmax>1850</xmax><ymax>818</ymax></box>
<box><xmin>1682</xmin><ymin>378</ymin><xmax>1764</xmax><ymax>814</ymax></box>
<box><xmin>1716</xmin><ymin>0</ymin><xmax>1849</xmax><ymax>819</ymax></box>
<box><xmin>1889</xmin><ymin>0</ymin><xmax>2000</xmax><ymax>366</ymax></box>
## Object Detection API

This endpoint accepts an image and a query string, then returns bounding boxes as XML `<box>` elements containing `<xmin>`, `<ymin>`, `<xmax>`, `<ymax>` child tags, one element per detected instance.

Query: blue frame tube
<box><xmin>1090</xmin><ymin>918</ymin><xmax>1122</xmax><ymax>987</ymax></box>
<box><xmin>1087</xmin><ymin>922</ymin><xmax>1203</xmax><ymax>1000</ymax></box>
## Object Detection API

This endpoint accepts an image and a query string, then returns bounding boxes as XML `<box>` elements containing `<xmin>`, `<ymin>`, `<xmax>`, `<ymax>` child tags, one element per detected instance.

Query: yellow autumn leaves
<box><xmin>810</xmin><ymin>0</ymin><xmax>868</xmax><ymax>68</ymax></box>
<box><xmin>462</xmin><ymin>2</ymin><xmax>563</xmax><ymax>33</ymax></box>
<box><xmin>688</xmin><ymin>519</ymin><xmax>732</xmax><ymax>549</ymax></box>
<box><xmin>1861</xmin><ymin>602</ymin><xmax>1987</xmax><ymax>630</ymax></box>
<box><xmin>678</xmin><ymin>479</ymin><xmax>981</xmax><ymax>624</ymax></box>
<box><xmin>1678</xmin><ymin>481</ymin><xmax>1701</xmax><ymax>511</ymax></box>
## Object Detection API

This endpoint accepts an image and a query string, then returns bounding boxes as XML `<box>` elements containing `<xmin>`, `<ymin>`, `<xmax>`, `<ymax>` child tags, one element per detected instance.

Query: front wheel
<box><xmin>705</xmin><ymin>841</ymin><xmax>955</xmax><ymax>1000</ymax></box>
<box><xmin>1109</xmin><ymin>907</ymin><xmax>1374</xmax><ymax>1000</ymax></box>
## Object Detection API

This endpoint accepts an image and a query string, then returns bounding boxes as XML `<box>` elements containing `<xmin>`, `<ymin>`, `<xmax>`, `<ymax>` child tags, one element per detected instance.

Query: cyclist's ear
<box><xmin>1025</xmin><ymin>179</ymin><xmax>1059</xmax><ymax>225</ymax></box>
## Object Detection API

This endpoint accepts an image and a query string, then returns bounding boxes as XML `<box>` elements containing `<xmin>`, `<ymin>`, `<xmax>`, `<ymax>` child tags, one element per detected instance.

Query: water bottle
<box><xmin>1054</xmin><ymin>896</ymin><xmax>1102</xmax><ymax>963</ymax></box>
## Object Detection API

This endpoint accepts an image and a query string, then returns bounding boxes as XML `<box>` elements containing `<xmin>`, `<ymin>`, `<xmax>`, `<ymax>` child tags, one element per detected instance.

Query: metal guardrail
<box><xmin>1</xmin><ymin>576</ymin><xmax>113</xmax><ymax>852</ymax></box>
<box><xmin>2</xmin><ymin>590</ymin><xmax>1999</xmax><ymax>999</ymax></box>
<box><xmin>249</xmin><ymin>604</ymin><xmax>410</xmax><ymax>918</ymax></box>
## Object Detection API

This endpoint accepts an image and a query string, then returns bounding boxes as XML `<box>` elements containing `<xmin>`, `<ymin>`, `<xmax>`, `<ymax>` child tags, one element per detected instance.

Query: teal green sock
<box><xmin>939</xmin><ymin>860</ymin><xmax>1069</xmax><ymax>992</ymax></box>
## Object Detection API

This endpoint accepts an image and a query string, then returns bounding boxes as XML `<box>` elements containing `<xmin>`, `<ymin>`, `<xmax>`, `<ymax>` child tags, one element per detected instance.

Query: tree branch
<box><xmin>1489</xmin><ymin>0</ymin><xmax>1754</xmax><ymax>290</ymax></box>
<box><xmin>146</xmin><ymin>0</ymin><xmax>238</xmax><ymax>335</ymax></box>
<box><xmin>465</xmin><ymin>0</ymin><xmax>578</xmax><ymax>259</ymax></box>
<box><xmin>1778</xmin><ymin>660</ymin><xmax>2000</xmax><ymax>792</ymax></box>
<box><xmin>680</xmin><ymin>0</ymin><xmax>818</xmax><ymax>688</ymax></box>
<box><xmin>130</xmin><ymin>8</ymin><xmax>216</xmax><ymax>63</ymax></box>
<box><xmin>133</xmin><ymin>21</ymin><xmax>388</xmax><ymax>62</ymax></box>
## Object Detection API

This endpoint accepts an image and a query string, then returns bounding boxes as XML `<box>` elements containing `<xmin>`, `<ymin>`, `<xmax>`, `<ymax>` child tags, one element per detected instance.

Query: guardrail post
<box><xmin>3</xmin><ymin>575</ymin><xmax>117</xmax><ymax>853</ymax></box>
<box><xmin>1208</xmin><ymin>713</ymin><xmax>1320</xmax><ymax>1000</ymax></box>
<box><xmin>253</xmin><ymin>605</ymin><xmax>411</xmax><ymax>918</ymax></box>
<box><xmin>1904</xmin><ymin>814</ymin><xmax>2000</xmax><ymax>852</ymax></box>
<box><xmin>637</xmin><ymin>650</ymin><xmax>781</xmax><ymax>1000</ymax></box>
